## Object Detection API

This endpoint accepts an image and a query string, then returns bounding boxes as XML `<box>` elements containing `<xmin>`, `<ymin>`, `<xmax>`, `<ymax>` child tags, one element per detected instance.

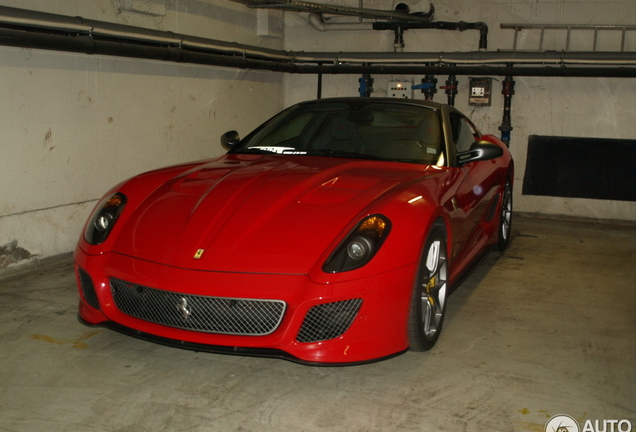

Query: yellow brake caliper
<box><xmin>426</xmin><ymin>276</ymin><xmax>436</xmax><ymax>306</ymax></box>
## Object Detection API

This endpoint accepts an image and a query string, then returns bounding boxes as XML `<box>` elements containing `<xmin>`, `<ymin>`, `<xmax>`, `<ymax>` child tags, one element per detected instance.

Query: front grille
<box><xmin>296</xmin><ymin>298</ymin><xmax>362</xmax><ymax>343</ymax></box>
<box><xmin>78</xmin><ymin>268</ymin><xmax>100</xmax><ymax>310</ymax></box>
<box><xmin>110</xmin><ymin>278</ymin><xmax>286</xmax><ymax>336</ymax></box>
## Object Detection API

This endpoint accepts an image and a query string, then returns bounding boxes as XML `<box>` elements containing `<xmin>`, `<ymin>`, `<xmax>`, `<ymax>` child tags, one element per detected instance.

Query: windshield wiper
<box><xmin>306</xmin><ymin>149</ymin><xmax>386</xmax><ymax>161</ymax></box>
<box><xmin>232</xmin><ymin>148</ymin><xmax>275</xmax><ymax>155</ymax></box>
<box><xmin>234</xmin><ymin>146</ymin><xmax>307</xmax><ymax>155</ymax></box>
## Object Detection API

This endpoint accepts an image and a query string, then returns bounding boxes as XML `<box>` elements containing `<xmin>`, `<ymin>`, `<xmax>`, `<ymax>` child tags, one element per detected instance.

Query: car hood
<box><xmin>113</xmin><ymin>154</ymin><xmax>431</xmax><ymax>274</ymax></box>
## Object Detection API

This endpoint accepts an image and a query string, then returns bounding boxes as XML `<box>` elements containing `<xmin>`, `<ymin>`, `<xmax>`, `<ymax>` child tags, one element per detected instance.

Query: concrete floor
<box><xmin>0</xmin><ymin>216</ymin><xmax>633</xmax><ymax>432</ymax></box>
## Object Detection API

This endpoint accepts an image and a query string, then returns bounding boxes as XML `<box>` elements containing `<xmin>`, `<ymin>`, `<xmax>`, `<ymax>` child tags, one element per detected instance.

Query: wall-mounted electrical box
<box><xmin>388</xmin><ymin>80</ymin><xmax>413</xmax><ymax>98</ymax></box>
<box><xmin>468</xmin><ymin>77</ymin><xmax>493</xmax><ymax>106</ymax></box>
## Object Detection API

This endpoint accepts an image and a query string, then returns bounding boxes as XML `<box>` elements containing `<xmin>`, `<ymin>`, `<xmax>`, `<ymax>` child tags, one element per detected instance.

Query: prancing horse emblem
<box><xmin>177</xmin><ymin>297</ymin><xmax>191</xmax><ymax>320</ymax></box>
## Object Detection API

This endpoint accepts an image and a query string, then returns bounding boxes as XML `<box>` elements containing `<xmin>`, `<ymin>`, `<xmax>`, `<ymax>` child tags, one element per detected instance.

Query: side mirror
<box><xmin>221</xmin><ymin>130</ymin><xmax>240</xmax><ymax>150</ymax></box>
<box><xmin>456</xmin><ymin>140</ymin><xmax>503</xmax><ymax>165</ymax></box>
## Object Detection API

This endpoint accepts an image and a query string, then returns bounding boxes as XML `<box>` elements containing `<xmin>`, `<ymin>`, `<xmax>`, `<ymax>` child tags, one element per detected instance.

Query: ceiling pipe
<box><xmin>290</xmin><ymin>50</ymin><xmax>636</xmax><ymax>65</ymax></box>
<box><xmin>0</xmin><ymin>27</ymin><xmax>295</xmax><ymax>72</ymax></box>
<box><xmin>306</xmin><ymin>8</ymin><xmax>488</xmax><ymax>53</ymax></box>
<box><xmin>1</xmin><ymin>26</ymin><xmax>631</xmax><ymax>77</ymax></box>
<box><xmin>0</xmin><ymin>5</ymin><xmax>290</xmax><ymax>61</ymax></box>
<box><xmin>307</xmin><ymin>13</ymin><xmax>373</xmax><ymax>31</ymax></box>
<box><xmin>373</xmin><ymin>20</ymin><xmax>489</xmax><ymax>51</ymax></box>
<box><xmin>230</xmin><ymin>0</ymin><xmax>435</xmax><ymax>23</ymax></box>
<box><xmin>0</xmin><ymin>6</ymin><xmax>634</xmax><ymax>78</ymax></box>
<box><xmin>0</xmin><ymin>6</ymin><xmax>633</xmax><ymax>65</ymax></box>
<box><xmin>294</xmin><ymin>64</ymin><xmax>636</xmax><ymax>77</ymax></box>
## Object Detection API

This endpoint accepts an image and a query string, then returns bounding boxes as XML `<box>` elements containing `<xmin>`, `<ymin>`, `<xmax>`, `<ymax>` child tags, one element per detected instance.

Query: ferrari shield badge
<box><xmin>193</xmin><ymin>249</ymin><xmax>204</xmax><ymax>259</ymax></box>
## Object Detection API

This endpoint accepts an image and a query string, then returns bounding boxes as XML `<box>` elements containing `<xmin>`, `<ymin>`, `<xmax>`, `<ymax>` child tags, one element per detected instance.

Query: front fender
<box><xmin>75</xmin><ymin>159</ymin><xmax>214</xmax><ymax>257</ymax></box>
<box><xmin>307</xmin><ymin>174</ymin><xmax>453</xmax><ymax>286</ymax></box>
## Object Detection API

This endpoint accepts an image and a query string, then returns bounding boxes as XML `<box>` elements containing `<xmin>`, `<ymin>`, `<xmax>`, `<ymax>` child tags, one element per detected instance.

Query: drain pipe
<box><xmin>441</xmin><ymin>71</ymin><xmax>458</xmax><ymax>106</ymax></box>
<box><xmin>499</xmin><ymin>70</ymin><xmax>515</xmax><ymax>147</ymax></box>
<box><xmin>418</xmin><ymin>72</ymin><xmax>438</xmax><ymax>100</ymax></box>
<box><xmin>358</xmin><ymin>73</ymin><xmax>374</xmax><ymax>97</ymax></box>
<box><xmin>316</xmin><ymin>62</ymin><xmax>323</xmax><ymax>99</ymax></box>
<box><xmin>393</xmin><ymin>24</ymin><xmax>406</xmax><ymax>52</ymax></box>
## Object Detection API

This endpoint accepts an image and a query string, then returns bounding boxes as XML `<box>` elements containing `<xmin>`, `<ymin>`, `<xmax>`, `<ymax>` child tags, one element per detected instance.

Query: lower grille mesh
<box><xmin>78</xmin><ymin>268</ymin><xmax>100</xmax><ymax>310</ymax></box>
<box><xmin>110</xmin><ymin>278</ymin><xmax>286</xmax><ymax>336</ymax></box>
<box><xmin>297</xmin><ymin>298</ymin><xmax>362</xmax><ymax>343</ymax></box>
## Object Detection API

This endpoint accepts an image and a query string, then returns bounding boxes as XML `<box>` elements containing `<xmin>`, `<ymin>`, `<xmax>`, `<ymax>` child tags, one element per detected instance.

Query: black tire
<box><xmin>408</xmin><ymin>225</ymin><xmax>448</xmax><ymax>352</ymax></box>
<box><xmin>497</xmin><ymin>180</ymin><xmax>513</xmax><ymax>252</ymax></box>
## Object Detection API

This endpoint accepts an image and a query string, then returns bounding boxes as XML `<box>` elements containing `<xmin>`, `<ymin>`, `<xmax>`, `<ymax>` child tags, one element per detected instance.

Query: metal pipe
<box><xmin>308</xmin><ymin>12</ymin><xmax>488</xmax><ymax>52</ymax></box>
<box><xmin>0</xmin><ymin>27</ymin><xmax>297</xmax><ymax>72</ymax></box>
<box><xmin>0</xmin><ymin>7</ymin><xmax>634</xmax><ymax>78</ymax></box>
<box><xmin>420</xmin><ymin>72</ymin><xmax>438</xmax><ymax>100</ymax></box>
<box><xmin>293</xmin><ymin>63</ymin><xmax>636</xmax><ymax>77</ymax></box>
<box><xmin>442</xmin><ymin>72</ymin><xmax>458</xmax><ymax>106</ymax></box>
<box><xmin>1</xmin><ymin>6</ymin><xmax>635</xmax><ymax>66</ymax></box>
<box><xmin>373</xmin><ymin>20</ymin><xmax>489</xmax><ymax>50</ymax></box>
<box><xmin>230</xmin><ymin>0</ymin><xmax>435</xmax><ymax>23</ymax></box>
<box><xmin>307</xmin><ymin>13</ymin><xmax>373</xmax><ymax>31</ymax></box>
<box><xmin>1</xmin><ymin>26</ymin><xmax>634</xmax><ymax>78</ymax></box>
<box><xmin>393</xmin><ymin>25</ymin><xmax>406</xmax><ymax>52</ymax></box>
<box><xmin>499</xmin><ymin>72</ymin><xmax>515</xmax><ymax>146</ymax></box>
<box><xmin>358</xmin><ymin>73</ymin><xmax>374</xmax><ymax>97</ymax></box>
<box><xmin>317</xmin><ymin>63</ymin><xmax>323</xmax><ymax>99</ymax></box>
<box><xmin>289</xmin><ymin>50</ymin><xmax>636</xmax><ymax>65</ymax></box>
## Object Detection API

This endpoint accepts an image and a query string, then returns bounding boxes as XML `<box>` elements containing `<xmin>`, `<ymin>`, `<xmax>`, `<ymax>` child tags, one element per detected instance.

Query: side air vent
<box><xmin>297</xmin><ymin>299</ymin><xmax>362</xmax><ymax>343</ymax></box>
<box><xmin>78</xmin><ymin>268</ymin><xmax>100</xmax><ymax>310</ymax></box>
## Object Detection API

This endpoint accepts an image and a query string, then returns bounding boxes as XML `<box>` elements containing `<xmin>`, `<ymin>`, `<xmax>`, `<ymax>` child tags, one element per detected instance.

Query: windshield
<box><xmin>233</xmin><ymin>101</ymin><xmax>445</xmax><ymax>165</ymax></box>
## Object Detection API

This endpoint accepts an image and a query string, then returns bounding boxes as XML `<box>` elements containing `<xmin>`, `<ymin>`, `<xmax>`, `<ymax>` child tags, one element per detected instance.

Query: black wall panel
<box><xmin>522</xmin><ymin>135</ymin><xmax>635</xmax><ymax>202</ymax></box>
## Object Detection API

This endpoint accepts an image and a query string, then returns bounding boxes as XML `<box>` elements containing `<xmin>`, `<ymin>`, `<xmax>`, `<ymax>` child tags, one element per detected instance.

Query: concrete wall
<box><xmin>284</xmin><ymin>0</ymin><xmax>636</xmax><ymax>223</ymax></box>
<box><xmin>0</xmin><ymin>0</ymin><xmax>284</xmax><ymax>267</ymax></box>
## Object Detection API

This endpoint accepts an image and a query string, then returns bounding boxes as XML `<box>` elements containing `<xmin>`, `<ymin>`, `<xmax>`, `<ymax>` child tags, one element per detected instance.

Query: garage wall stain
<box><xmin>0</xmin><ymin>240</ymin><xmax>36</xmax><ymax>268</ymax></box>
<box><xmin>43</xmin><ymin>128</ymin><xmax>54</xmax><ymax>151</ymax></box>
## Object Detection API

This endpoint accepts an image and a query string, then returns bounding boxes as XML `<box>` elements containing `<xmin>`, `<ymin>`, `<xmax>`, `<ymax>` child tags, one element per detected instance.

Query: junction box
<box><xmin>387</xmin><ymin>80</ymin><xmax>414</xmax><ymax>98</ymax></box>
<box><xmin>468</xmin><ymin>77</ymin><xmax>493</xmax><ymax>106</ymax></box>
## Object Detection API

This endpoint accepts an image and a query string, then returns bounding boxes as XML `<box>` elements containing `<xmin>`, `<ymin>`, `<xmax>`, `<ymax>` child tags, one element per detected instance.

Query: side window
<box><xmin>450</xmin><ymin>113</ymin><xmax>479</xmax><ymax>154</ymax></box>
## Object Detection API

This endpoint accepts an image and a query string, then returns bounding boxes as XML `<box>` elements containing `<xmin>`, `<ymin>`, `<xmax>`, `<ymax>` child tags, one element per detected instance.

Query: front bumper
<box><xmin>74</xmin><ymin>248</ymin><xmax>416</xmax><ymax>365</ymax></box>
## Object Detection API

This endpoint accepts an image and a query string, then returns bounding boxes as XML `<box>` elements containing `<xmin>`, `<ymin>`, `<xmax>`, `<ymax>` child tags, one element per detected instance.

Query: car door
<box><xmin>447</xmin><ymin>112</ymin><xmax>502</xmax><ymax>278</ymax></box>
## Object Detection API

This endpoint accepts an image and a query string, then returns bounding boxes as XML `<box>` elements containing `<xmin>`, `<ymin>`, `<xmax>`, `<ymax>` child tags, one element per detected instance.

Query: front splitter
<box><xmin>78</xmin><ymin>315</ymin><xmax>408</xmax><ymax>367</ymax></box>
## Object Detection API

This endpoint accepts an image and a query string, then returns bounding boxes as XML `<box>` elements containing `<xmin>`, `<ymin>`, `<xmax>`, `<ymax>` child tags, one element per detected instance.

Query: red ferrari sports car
<box><xmin>75</xmin><ymin>97</ymin><xmax>513</xmax><ymax>365</ymax></box>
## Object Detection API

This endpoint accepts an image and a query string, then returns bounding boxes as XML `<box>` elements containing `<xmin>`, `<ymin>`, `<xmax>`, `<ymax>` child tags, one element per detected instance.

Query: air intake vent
<box><xmin>297</xmin><ymin>299</ymin><xmax>362</xmax><ymax>343</ymax></box>
<box><xmin>78</xmin><ymin>268</ymin><xmax>99</xmax><ymax>310</ymax></box>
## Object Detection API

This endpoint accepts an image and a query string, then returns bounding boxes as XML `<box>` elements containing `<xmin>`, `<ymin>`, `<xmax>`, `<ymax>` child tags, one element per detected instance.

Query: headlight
<box><xmin>84</xmin><ymin>192</ymin><xmax>127</xmax><ymax>245</ymax></box>
<box><xmin>323</xmin><ymin>214</ymin><xmax>391</xmax><ymax>273</ymax></box>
